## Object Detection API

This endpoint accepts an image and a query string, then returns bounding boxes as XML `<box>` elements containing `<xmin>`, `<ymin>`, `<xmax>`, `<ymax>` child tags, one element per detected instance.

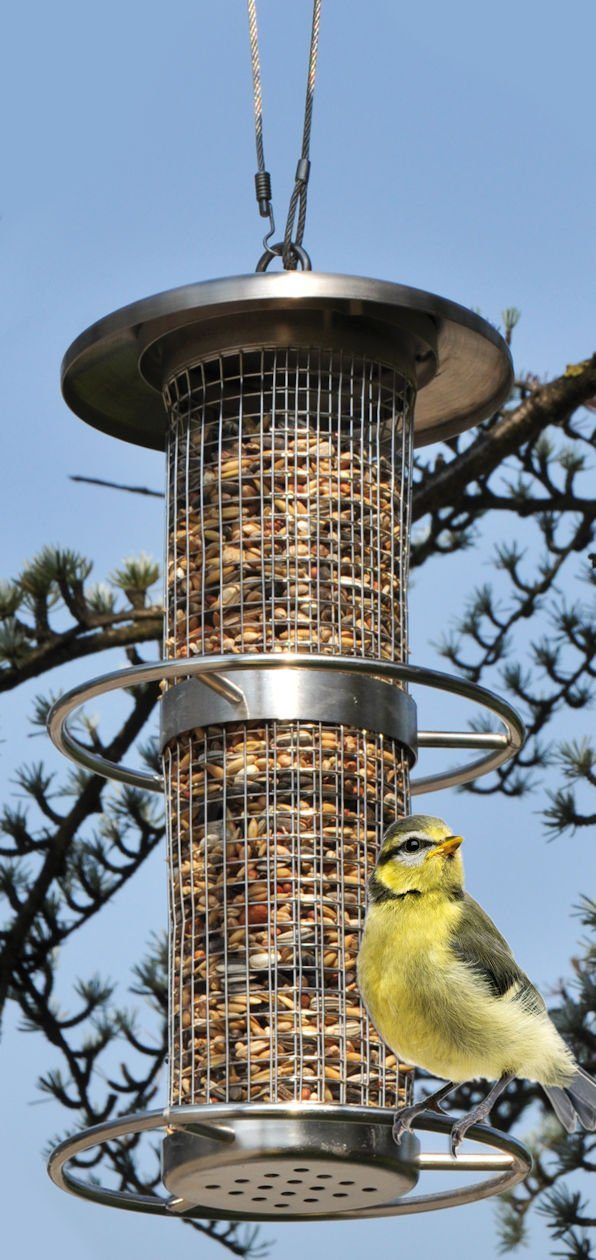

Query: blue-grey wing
<box><xmin>451</xmin><ymin>893</ymin><xmax>546</xmax><ymax>1015</ymax></box>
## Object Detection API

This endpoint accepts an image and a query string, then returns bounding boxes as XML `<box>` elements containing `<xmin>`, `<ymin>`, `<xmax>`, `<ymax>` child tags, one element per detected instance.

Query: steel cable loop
<box><xmin>283</xmin><ymin>0</ymin><xmax>321</xmax><ymax>268</ymax></box>
<box><xmin>255</xmin><ymin>240</ymin><xmax>312</xmax><ymax>272</ymax></box>
<box><xmin>247</xmin><ymin>0</ymin><xmax>322</xmax><ymax>269</ymax></box>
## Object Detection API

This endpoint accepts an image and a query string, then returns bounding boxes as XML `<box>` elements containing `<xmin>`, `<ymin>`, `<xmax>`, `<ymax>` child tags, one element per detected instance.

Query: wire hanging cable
<box><xmin>282</xmin><ymin>0</ymin><xmax>321</xmax><ymax>269</ymax></box>
<box><xmin>247</xmin><ymin>0</ymin><xmax>322</xmax><ymax>270</ymax></box>
<box><xmin>247</xmin><ymin>0</ymin><xmax>275</xmax><ymax>248</ymax></box>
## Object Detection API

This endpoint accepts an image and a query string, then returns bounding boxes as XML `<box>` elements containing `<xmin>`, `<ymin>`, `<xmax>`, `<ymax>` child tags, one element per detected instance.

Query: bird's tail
<box><xmin>544</xmin><ymin>1067</ymin><xmax>596</xmax><ymax>1134</ymax></box>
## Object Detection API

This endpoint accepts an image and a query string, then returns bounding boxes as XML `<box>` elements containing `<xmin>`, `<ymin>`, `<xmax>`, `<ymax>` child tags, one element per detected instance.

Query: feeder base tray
<box><xmin>163</xmin><ymin>1114</ymin><xmax>419</xmax><ymax>1218</ymax></box>
<box><xmin>47</xmin><ymin>1103</ymin><xmax>532</xmax><ymax>1220</ymax></box>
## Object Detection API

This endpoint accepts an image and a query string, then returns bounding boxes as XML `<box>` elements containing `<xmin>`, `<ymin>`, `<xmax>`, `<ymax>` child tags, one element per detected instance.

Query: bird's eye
<box><xmin>403</xmin><ymin>838</ymin><xmax>421</xmax><ymax>853</ymax></box>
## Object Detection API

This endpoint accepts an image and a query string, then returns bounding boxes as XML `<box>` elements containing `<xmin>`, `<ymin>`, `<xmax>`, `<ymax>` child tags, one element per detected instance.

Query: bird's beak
<box><xmin>432</xmin><ymin>835</ymin><xmax>464</xmax><ymax>858</ymax></box>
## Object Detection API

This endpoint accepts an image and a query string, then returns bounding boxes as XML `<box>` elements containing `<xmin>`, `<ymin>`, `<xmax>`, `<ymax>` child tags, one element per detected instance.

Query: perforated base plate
<box><xmin>162</xmin><ymin>1115</ymin><xmax>419</xmax><ymax>1219</ymax></box>
<box><xmin>167</xmin><ymin>1153</ymin><xmax>413</xmax><ymax>1217</ymax></box>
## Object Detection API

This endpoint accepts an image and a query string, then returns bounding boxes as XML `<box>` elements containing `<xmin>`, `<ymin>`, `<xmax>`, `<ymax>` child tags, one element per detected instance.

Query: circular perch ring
<box><xmin>47</xmin><ymin>1103</ymin><xmax>531</xmax><ymax>1220</ymax></box>
<box><xmin>47</xmin><ymin>653</ymin><xmax>524</xmax><ymax>794</ymax></box>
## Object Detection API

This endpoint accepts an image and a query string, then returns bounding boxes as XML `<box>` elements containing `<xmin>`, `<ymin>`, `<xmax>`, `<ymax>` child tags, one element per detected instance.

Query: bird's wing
<box><xmin>451</xmin><ymin>893</ymin><xmax>546</xmax><ymax>1014</ymax></box>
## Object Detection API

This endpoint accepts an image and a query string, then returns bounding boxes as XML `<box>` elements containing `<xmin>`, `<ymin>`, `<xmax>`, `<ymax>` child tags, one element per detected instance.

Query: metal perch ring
<box><xmin>47</xmin><ymin>1102</ymin><xmax>531</xmax><ymax>1220</ymax></box>
<box><xmin>47</xmin><ymin>653</ymin><xmax>524</xmax><ymax>794</ymax></box>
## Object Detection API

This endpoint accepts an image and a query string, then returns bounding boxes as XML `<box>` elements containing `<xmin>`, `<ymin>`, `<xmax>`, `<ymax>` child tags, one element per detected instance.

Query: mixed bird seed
<box><xmin>163</xmin><ymin>350</ymin><xmax>414</xmax><ymax>1109</ymax></box>
<box><xmin>166</xmin><ymin>721</ymin><xmax>411</xmax><ymax>1106</ymax></box>
<box><xmin>164</xmin><ymin>354</ymin><xmax>412</xmax><ymax>661</ymax></box>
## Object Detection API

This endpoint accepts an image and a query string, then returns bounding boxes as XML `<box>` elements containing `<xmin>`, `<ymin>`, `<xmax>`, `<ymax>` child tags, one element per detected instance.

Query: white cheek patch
<box><xmin>394</xmin><ymin>847</ymin><xmax>431</xmax><ymax>868</ymax></box>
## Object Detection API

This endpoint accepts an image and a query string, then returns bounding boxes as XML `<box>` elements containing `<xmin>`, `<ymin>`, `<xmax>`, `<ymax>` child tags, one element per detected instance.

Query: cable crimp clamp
<box><xmin>254</xmin><ymin>170</ymin><xmax>273</xmax><ymax>217</ymax></box>
<box><xmin>295</xmin><ymin>157</ymin><xmax>311</xmax><ymax>187</ymax></box>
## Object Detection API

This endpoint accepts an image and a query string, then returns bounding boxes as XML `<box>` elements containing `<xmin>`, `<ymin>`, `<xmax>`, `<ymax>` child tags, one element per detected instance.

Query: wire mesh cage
<box><xmin>164</xmin><ymin>348</ymin><xmax>413</xmax><ymax>662</ymax></box>
<box><xmin>165</xmin><ymin>722</ymin><xmax>411</xmax><ymax>1113</ymax></box>
<box><xmin>163</xmin><ymin>348</ymin><xmax>414</xmax><ymax>1115</ymax></box>
<box><xmin>47</xmin><ymin>275</ymin><xmax>530</xmax><ymax>1219</ymax></box>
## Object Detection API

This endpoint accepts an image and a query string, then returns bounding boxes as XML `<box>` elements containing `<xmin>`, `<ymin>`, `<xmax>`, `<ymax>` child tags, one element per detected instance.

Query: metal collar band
<box><xmin>159</xmin><ymin>668</ymin><xmax>418</xmax><ymax>758</ymax></box>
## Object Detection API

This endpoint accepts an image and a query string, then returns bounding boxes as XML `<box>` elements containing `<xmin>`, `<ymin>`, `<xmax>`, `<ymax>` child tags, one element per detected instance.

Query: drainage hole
<box><xmin>362</xmin><ymin>1187</ymin><xmax>378</xmax><ymax>1193</ymax></box>
<box><xmin>257</xmin><ymin>1185</ymin><xmax>271</xmax><ymax>1191</ymax></box>
<box><xmin>332</xmin><ymin>1193</ymin><xmax>349</xmax><ymax>1198</ymax></box>
<box><xmin>205</xmin><ymin>1184</ymin><xmax>221</xmax><ymax>1190</ymax></box>
<box><xmin>275</xmin><ymin>1203</ymin><xmax>289</xmax><ymax>1209</ymax></box>
<box><xmin>264</xmin><ymin>1172</ymin><xmax>280</xmax><ymax>1179</ymax></box>
<box><xmin>309</xmin><ymin>1186</ymin><xmax>323</xmax><ymax>1192</ymax></box>
<box><xmin>338</xmin><ymin>1180</ymin><xmax>355</xmax><ymax>1186</ymax></box>
<box><xmin>229</xmin><ymin>1191</ymin><xmax>244</xmax><ymax>1197</ymax></box>
<box><xmin>316</xmin><ymin>1173</ymin><xmax>332</xmax><ymax>1179</ymax></box>
<box><xmin>304</xmin><ymin>1198</ymin><xmax>319</xmax><ymax>1204</ymax></box>
<box><xmin>293</xmin><ymin>1167</ymin><xmax>309</xmax><ymax>1172</ymax></box>
<box><xmin>287</xmin><ymin>1179</ymin><xmax>303</xmax><ymax>1185</ymax></box>
<box><xmin>252</xmin><ymin>1197</ymin><xmax>267</xmax><ymax>1203</ymax></box>
<box><xmin>280</xmin><ymin>1191</ymin><xmax>296</xmax><ymax>1197</ymax></box>
<box><xmin>234</xmin><ymin>1178</ymin><xmax>250</xmax><ymax>1184</ymax></box>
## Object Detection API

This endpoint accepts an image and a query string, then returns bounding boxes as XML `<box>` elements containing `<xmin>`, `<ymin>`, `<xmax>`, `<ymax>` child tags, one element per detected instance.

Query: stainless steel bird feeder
<box><xmin>47</xmin><ymin>273</ymin><xmax>530</xmax><ymax>1218</ymax></box>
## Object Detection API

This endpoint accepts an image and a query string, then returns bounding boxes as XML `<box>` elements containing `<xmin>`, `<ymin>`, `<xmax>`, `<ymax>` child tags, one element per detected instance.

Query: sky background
<box><xmin>1</xmin><ymin>1</ymin><xmax>595</xmax><ymax>1257</ymax></box>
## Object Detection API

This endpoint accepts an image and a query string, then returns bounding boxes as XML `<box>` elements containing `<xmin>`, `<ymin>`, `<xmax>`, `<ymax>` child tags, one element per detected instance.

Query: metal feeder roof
<box><xmin>61</xmin><ymin>272</ymin><xmax>513</xmax><ymax>451</ymax></box>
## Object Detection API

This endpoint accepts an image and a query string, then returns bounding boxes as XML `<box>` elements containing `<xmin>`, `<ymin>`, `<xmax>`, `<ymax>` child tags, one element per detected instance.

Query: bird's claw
<box><xmin>392</xmin><ymin>1118</ymin><xmax>413</xmax><ymax>1145</ymax></box>
<box><xmin>392</xmin><ymin>1108</ymin><xmax>416</xmax><ymax>1145</ymax></box>
<box><xmin>449</xmin><ymin>1110</ymin><xmax>491</xmax><ymax>1156</ymax></box>
<box><xmin>394</xmin><ymin>1098</ymin><xmax>458</xmax><ymax>1145</ymax></box>
<box><xmin>449</xmin><ymin>1122</ymin><xmax>465</xmax><ymax>1157</ymax></box>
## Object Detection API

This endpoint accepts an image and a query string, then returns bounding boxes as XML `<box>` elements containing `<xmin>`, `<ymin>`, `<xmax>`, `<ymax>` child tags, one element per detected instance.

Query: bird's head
<box><xmin>369</xmin><ymin>814</ymin><xmax>464</xmax><ymax>902</ymax></box>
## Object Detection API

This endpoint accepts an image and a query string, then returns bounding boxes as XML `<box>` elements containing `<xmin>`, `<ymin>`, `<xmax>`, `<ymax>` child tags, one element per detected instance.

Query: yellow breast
<box><xmin>357</xmin><ymin>892</ymin><xmax>487</xmax><ymax>1081</ymax></box>
<box><xmin>357</xmin><ymin>892</ymin><xmax>572</xmax><ymax>1084</ymax></box>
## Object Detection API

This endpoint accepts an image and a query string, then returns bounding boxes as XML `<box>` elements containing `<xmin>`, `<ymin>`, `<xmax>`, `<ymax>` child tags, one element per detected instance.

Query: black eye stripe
<box><xmin>378</xmin><ymin>836</ymin><xmax>433</xmax><ymax>863</ymax></box>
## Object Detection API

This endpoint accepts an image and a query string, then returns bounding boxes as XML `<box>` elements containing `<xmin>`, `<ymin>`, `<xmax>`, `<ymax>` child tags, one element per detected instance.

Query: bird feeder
<box><xmin>47</xmin><ymin>273</ymin><xmax>530</xmax><ymax>1219</ymax></box>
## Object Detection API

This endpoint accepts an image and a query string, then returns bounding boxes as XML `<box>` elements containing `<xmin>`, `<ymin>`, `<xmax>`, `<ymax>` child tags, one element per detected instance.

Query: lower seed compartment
<box><xmin>165</xmin><ymin>720</ymin><xmax>411</xmax><ymax>1109</ymax></box>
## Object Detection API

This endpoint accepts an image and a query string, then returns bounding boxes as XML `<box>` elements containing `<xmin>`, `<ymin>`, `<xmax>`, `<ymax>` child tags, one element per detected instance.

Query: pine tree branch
<box><xmin>412</xmin><ymin>355</ymin><xmax>596</xmax><ymax>522</ymax></box>
<box><xmin>455</xmin><ymin>492</ymin><xmax>595</xmax><ymax>516</ymax></box>
<box><xmin>0</xmin><ymin>685</ymin><xmax>158</xmax><ymax>1024</ymax></box>
<box><xmin>0</xmin><ymin>611</ymin><xmax>162</xmax><ymax>694</ymax></box>
<box><xmin>70</xmin><ymin>475</ymin><xmax>164</xmax><ymax>499</ymax></box>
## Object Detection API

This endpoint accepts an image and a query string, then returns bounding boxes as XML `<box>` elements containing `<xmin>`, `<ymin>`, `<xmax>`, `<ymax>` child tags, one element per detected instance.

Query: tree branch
<box><xmin>412</xmin><ymin>356</ymin><xmax>596</xmax><ymax>522</ymax></box>
<box><xmin>0</xmin><ymin>612</ymin><xmax>162</xmax><ymax>693</ymax></box>
<box><xmin>0</xmin><ymin>685</ymin><xmax>158</xmax><ymax>1023</ymax></box>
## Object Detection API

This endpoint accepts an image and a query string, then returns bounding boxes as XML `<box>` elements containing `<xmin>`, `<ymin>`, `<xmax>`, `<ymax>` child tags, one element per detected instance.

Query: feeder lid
<box><xmin>61</xmin><ymin>273</ymin><xmax>513</xmax><ymax>449</ymax></box>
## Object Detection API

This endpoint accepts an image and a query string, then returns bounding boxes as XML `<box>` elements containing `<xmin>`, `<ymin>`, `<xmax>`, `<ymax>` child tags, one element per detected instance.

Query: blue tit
<box><xmin>357</xmin><ymin>814</ymin><xmax>596</xmax><ymax>1152</ymax></box>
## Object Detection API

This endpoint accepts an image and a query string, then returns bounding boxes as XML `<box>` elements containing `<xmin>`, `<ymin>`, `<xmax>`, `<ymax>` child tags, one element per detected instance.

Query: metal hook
<box><xmin>255</xmin><ymin>241</ymin><xmax>312</xmax><ymax>272</ymax></box>
<box><xmin>262</xmin><ymin>207</ymin><xmax>276</xmax><ymax>253</ymax></box>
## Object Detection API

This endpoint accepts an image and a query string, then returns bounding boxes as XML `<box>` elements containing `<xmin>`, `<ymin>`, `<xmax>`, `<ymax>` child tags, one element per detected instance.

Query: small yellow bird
<box><xmin>357</xmin><ymin>814</ymin><xmax>596</xmax><ymax>1153</ymax></box>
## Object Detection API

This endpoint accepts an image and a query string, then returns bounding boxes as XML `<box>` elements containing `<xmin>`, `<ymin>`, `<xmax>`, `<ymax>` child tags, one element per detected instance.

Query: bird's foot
<box><xmin>427</xmin><ymin>1096</ymin><xmax>452</xmax><ymax>1116</ymax></box>
<box><xmin>394</xmin><ymin>1082</ymin><xmax>460</xmax><ymax>1144</ymax></box>
<box><xmin>449</xmin><ymin>1107</ymin><xmax>491</xmax><ymax>1157</ymax></box>
<box><xmin>392</xmin><ymin>1104</ymin><xmax>423</xmax><ymax>1144</ymax></box>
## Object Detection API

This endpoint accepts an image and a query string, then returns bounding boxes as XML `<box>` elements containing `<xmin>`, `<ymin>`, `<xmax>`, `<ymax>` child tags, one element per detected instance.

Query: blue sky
<box><xmin>1</xmin><ymin>1</ymin><xmax>594</xmax><ymax>1257</ymax></box>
